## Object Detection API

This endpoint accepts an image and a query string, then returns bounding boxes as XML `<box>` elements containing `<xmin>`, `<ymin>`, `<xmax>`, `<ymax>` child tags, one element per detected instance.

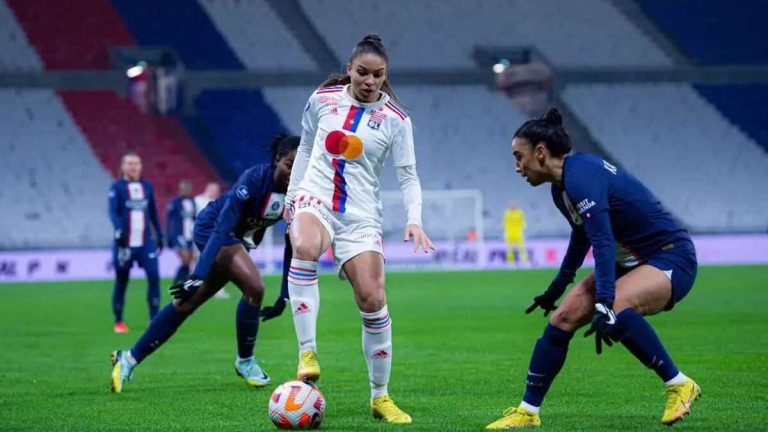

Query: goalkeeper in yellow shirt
<box><xmin>503</xmin><ymin>202</ymin><xmax>529</xmax><ymax>266</ymax></box>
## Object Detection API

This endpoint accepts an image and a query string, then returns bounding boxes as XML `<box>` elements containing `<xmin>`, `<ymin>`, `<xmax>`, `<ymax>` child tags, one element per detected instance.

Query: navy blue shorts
<box><xmin>113</xmin><ymin>242</ymin><xmax>159</xmax><ymax>273</ymax></box>
<box><xmin>617</xmin><ymin>239</ymin><xmax>697</xmax><ymax>310</ymax></box>
<box><xmin>193</xmin><ymin>223</ymin><xmax>241</xmax><ymax>253</ymax></box>
<box><xmin>170</xmin><ymin>235</ymin><xmax>195</xmax><ymax>250</ymax></box>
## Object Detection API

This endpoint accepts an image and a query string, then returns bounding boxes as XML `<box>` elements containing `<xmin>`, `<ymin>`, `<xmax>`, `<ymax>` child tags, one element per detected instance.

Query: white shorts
<box><xmin>293</xmin><ymin>193</ymin><xmax>384</xmax><ymax>279</ymax></box>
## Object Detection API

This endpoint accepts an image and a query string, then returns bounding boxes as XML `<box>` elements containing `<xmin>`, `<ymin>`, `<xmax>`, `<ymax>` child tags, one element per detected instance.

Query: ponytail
<box><xmin>513</xmin><ymin>108</ymin><xmax>571</xmax><ymax>156</ymax></box>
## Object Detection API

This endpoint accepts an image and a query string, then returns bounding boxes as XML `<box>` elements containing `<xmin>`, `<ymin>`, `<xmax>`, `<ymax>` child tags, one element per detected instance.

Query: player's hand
<box><xmin>169</xmin><ymin>276</ymin><xmax>204</xmax><ymax>301</ymax></box>
<box><xmin>115</xmin><ymin>229</ymin><xmax>128</xmax><ymax>247</ymax></box>
<box><xmin>282</xmin><ymin>199</ymin><xmax>295</xmax><ymax>224</ymax></box>
<box><xmin>260</xmin><ymin>297</ymin><xmax>287</xmax><ymax>322</ymax></box>
<box><xmin>156</xmin><ymin>236</ymin><xmax>164</xmax><ymax>255</ymax></box>
<box><xmin>404</xmin><ymin>224</ymin><xmax>435</xmax><ymax>253</ymax></box>
<box><xmin>524</xmin><ymin>280</ymin><xmax>567</xmax><ymax>316</ymax></box>
<box><xmin>117</xmin><ymin>247</ymin><xmax>131</xmax><ymax>268</ymax></box>
<box><xmin>583</xmin><ymin>303</ymin><xmax>617</xmax><ymax>355</ymax></box>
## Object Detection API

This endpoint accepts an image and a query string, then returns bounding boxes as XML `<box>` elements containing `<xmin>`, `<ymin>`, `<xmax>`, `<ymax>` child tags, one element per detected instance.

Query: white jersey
<box><xmin>289</xmin><ymin>84</ymin><xmax>415</xmax><ymax>224</ymax></box>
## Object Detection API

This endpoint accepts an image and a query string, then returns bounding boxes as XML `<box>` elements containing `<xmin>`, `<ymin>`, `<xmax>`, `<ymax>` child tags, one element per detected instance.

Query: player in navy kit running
<box><xmin>108</xmin><ymin>152</ymin><xmax>164</xmax><ymax>334</ymax></box>
<box><xmin>166</xmin><ymin>179</ymin><xmax>196</xmax><ymax>285</ymax></box>
<box><xmin>110</xmin><ymin>135</ymin><xmax>298</xmax><ymax>392</ymax></box>
<box><xmin>486</xmin><ymin>109</ymin><xmax>701</xmax><ymax>429</ymax></box>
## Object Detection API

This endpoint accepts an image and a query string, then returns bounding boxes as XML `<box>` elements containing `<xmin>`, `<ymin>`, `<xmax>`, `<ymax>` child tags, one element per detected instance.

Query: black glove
<box><xmin>115</xmin><ymin>229</ymin><xmax>128</xmax><ymax>248</ymax></box>
<box><xmin>155</xmin><ymin>235</ymin><xmax>164</xmax><ymax>255</ymax></box>
<box><xmin>116</xmin><ymin>247</ymin><xmax>132</xmax><ymax>268</ymax></box>
<box><xmin>524</xmin><ymin>280</ymin><xmax>568</xmax><ymax>316</ymax></box>
<box><xmin>260</xmin><ymin>297</ymin><xmax>287</xmax><ymax>322</ymax></box>
<box><xmin>583</xmin><ymin>303</ymin><xmax>617</xmax><ymax>355</ymax></box>
<box><xmin>169</xmin><ymin>276</ymin><xmax>204</xmax><ymax>301</ymax></box>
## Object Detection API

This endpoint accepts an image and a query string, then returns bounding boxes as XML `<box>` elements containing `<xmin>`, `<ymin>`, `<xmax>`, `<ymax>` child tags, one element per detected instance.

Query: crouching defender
<box><xmin>486</xmin><ymin>109</ymin><xmax>700</xmax><ymax>429</ymax></box>
<box><xmin>110</xmin><ymin>135</ymin><xmax>298</xmax><ymax>392</ymax></box>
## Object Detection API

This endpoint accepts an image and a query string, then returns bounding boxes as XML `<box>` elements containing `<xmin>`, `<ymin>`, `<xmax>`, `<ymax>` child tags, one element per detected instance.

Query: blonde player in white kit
<box><xmin>284</xmin><ymin>34</ymin><xmax>434</xmax><ymax>424</ymax></box>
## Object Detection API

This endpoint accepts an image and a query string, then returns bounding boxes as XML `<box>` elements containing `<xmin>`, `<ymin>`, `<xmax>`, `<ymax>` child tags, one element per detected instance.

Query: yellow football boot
<box><xmin>110</xmin><ymin>350</ymin><xmax>134</xmax><ymax>393</ymax></box>
<box><xmin>662</xmin><ymin>378</ymin><xmax>701</xmax><ymax>425</ymax></box>
<box><xmin>297</xmin><ymin>351</ymin><xmax>320</xmax><ymax>382</ymax></box>
<box><xmin>371</xmin><ymin>395</ymin><xmax>412</xmax><ymax>424</ymax></box>
<box><xmin>485</xmin><ymin>407</ymin><xmax>541</xmax><ymax>429</ymax></box>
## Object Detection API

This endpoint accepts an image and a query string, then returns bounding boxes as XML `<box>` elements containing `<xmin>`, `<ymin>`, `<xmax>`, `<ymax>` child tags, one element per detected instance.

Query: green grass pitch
<box><xmin>1</xmin><ymin>266</ymin><xmax>766</xmax><ymax>431</ymax></box>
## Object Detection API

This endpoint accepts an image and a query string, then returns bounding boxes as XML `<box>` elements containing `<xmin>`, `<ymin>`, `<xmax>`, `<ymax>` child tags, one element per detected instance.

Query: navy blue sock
<box><xmin>130</xmin><ymin>304</ymin><xmax>189</xmax><ymax>364</ymax></box>
<box><xmin>112</xmin><ymin>269</ymin><xmax>130</xmax><ymax>323</ymax></box>
<box><xmin>613</xmin><ymin>308</ymin><xmax>679</xmax><ymax>381</ymax></box>
<box><xmin>146</xmin><ymin>268</ymin><xmax>160</xmax><ymax>319</ymax></box>
<box><xmin>174</xmin><ymin>265</ymin><xmax>190</xmax><ymax>284</ymax></box>
<box><xmin>236</xmin><ymin>298</ymin><xmax>261</xmax><ymax>359</ymax></box>
<box><xmin>523</xmin><ymin>324</ymin><xmax>574</xmax><ymax>407</ymax></box>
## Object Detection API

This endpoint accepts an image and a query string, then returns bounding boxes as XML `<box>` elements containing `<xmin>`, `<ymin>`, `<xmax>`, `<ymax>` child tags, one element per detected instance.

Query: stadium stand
<box><xmin>198</xmin><ymin>0</ymin><xmax>316</xmax><ymax>71</ymax></box>
<box><xmin>635</xmin><ymin>0</ymin><xmax>768</xmax><ymax>154</ymax></box>
<box><xmin>0</xmin><ymin>0</ymin><xmax>43</xmax><ymax>71</ymax></box>
<box><xmin>111</xmin><ymin>0</ymin><xmax>288</xmax><ymax>173</ymax></box>
<box><xmin>637</xmin><ymin>0</ymin><xmax>768</xmax><ymax>66</ymax></box>
<box><xmin>59</xmin><ymin>90</ymin><xmax>219</xmax><ymax>211</ymax></box>
<box><xmin>299</xmin><ymin>0</ymin><xmax>672</xmax><ymax>68</ymax></box>
<box><xmin>0</xmin><ymin>89</ymin><xmax>113</xmax><ymax>248</ymax></box>
<box><xmin>5</xmin><ymin>0</ymin><xmax>133</xmax><ymax>70</ymax></box>
<box><xmin>562</xmin><ymin>83</ymin><xmax>768</xmax><ymax>232</ymax></box>
<box><xmin>4</xmin><ymin>0</ymin><xmax>222</xmax><ymax>239</ymax></box>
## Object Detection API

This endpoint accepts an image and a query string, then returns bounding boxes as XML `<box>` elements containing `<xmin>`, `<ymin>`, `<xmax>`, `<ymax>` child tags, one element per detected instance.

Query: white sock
<box><xmin>288</xmin><ymin>259</ymin><xmax>319</xmax><ymax>354</ymax></box>
<box><xmin>664</xmin><ymin>371</ymin><xmax>688</xmax><ymax>386</ymax></box>
<box><xmin>361</xmin><ymin>305</ymin><xmax>392</xmax><ymax>400</ymax></box>
<box><xmin>237</xmin><ymin>355</ymin><xmax>253</xmax><ymax>363</ymax></box>
<box><xmin>520</xmin><ymin>401</ymin><xmax>540</xmax><ymax>414</ymax></box>
<box><xmin>125</xmin><ymin>350</ymin><xmax>138</xmax><ymax>367</ymax></box>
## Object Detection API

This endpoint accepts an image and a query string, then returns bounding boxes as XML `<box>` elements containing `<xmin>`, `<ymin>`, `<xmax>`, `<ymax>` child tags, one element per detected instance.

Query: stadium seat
<box><xmin>562</xmin><ymin>82</ymin><xmax>768</xmax><ymax>232</ymax></box>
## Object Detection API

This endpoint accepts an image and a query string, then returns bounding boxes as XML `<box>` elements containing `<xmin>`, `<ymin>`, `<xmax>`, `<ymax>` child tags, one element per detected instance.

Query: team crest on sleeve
<box><xmin>236</xmin><ymin>185</ymin><xmax>250</xmax><ymax>201</ymax></box>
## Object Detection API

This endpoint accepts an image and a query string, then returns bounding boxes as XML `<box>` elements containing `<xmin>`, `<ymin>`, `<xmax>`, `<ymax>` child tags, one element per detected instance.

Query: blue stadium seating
<box><xmin>110</xmin><ymin>0</ymin><xmax>287</xmax><ymax>175</ymax></box>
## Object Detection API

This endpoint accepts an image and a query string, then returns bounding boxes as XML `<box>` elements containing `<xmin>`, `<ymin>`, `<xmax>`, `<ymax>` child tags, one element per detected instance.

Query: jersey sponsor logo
<box><xmin>324</xmin><ymin>130</ymin><xmax>363</xmax><ymax>160</ymax></box>
<box><xmin>125</xmin><ymin>199</ymin><xmax>148</xmax><ymax>210</ymax></box>
<box><xmin>602</xmin><ymin>160</ymin><xmax>617</xmax><ymax>175</ymax></box>
<box><xmin>562</xmin><ymin>192</ymin><xmax>583</xmax><ymax>225</ymax></box>
<box><xmin>235</xmin><ymin>185</ymin><xmax>250</xmax><ymax>201</ymax></box>
<box><xmin>576</xmin><ymin>198</ymin><xmax>596</xmax><ymax>215</ymax></box>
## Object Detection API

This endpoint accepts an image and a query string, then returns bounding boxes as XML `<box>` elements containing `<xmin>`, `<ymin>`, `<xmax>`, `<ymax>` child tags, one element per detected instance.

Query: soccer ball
<box><xmin>268</xmin><ymin>380</ymin><xmax>326</xmax><ymax>430</ymax></box>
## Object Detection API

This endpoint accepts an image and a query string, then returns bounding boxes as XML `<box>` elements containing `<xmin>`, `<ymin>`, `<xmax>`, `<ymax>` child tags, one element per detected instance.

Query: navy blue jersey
<box><xmin>108</xmin><ymin>179</ymin><xmax>163</xmax><ymax>247</ymax></box>
<box><xmin>166</xmin><ymin>196</ymin><xmax>196</xmax><ymax>245</ymax></box>
<box><xmin>551</xmin><ymin>153</ymin><xmax>690</xmax><ymax>305</ymax></box>
<box><xmin>193</xmin><ymin>164</ymin><xmax>286</xmax><ymax>280</ymax></box>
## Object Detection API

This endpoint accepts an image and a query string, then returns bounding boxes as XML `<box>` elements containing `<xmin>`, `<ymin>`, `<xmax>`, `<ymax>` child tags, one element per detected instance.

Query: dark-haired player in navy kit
<box><xmin>487</xmin><ymin>108</ymin><xmax>700</xmax><ymax>429</ymax></box>
<box><xmin>108</xmin><ymin>152</ymin><xmax>164</xmax><ymax>334</ymax></box>
<box><xmin>166</xmin><ymin>179</ymin><xmax>196</xmax><ymax>285</ymax></box>
<box><xmin>110</xmin><ymin>135</ymin><xmax>298</xmax><ymax>393</ymax></box>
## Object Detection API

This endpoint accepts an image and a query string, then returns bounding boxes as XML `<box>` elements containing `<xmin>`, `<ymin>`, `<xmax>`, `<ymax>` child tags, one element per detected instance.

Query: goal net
<box><xmin>380</xmin><ymin>189</ymin><xmax>485</xmax><ymax>266</ymax></box>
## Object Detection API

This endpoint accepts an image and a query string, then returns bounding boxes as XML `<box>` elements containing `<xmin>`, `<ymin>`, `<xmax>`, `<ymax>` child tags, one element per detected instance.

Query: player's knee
<box><xmin>240</xmin><ymin>282</ymin><xmax>265</xmax><ymax>305</ymax></box>
<box><xmin>355</xmin><ymin>284</ymin><xmax>386</xmax><ymax>312</ymax></box>
<box><xmin>292</xmin><ymin>239</ymin><xmax>322</xmax><ymax>261</ymax></box>
<box><xmin>172</xmin><ymin>299</ymin><xmax>199</xmax><ymax>315</ymax></box>
<box><xmin>549</xmin><ymin>306</ymin><xmax>590</xmax><ymax>332</ymax></box>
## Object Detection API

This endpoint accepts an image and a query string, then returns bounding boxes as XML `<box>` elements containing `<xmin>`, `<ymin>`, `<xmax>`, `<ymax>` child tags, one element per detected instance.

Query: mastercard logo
<box><xmin>325</xmin><ymin>130</ymin><xmax>363</xmax><ymax>160</ymax></box>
